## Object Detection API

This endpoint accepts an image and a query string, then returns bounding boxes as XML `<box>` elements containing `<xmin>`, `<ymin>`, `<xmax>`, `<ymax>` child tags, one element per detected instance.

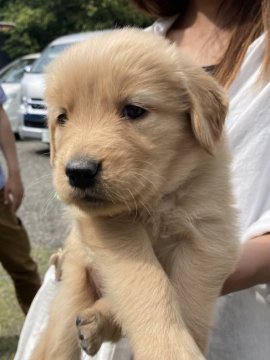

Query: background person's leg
<box><xmin>0</xmin><ymin>190</ymin><xmax>40</xmax><ymax>314</ymax></box>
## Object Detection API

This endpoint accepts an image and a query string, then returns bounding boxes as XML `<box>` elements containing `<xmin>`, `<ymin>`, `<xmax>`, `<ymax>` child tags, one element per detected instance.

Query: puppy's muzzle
<box><xmin>65</xmin><ymin>158</ymin><xmax>101</xmax><ymax>189</ymax></box>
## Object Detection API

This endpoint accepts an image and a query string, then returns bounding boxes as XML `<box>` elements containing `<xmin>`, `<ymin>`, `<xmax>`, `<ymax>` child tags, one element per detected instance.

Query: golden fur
<box><xmin>31</xmin><ymin>29</ymin><xmax>239</xmax><ymax>360</ymax></box>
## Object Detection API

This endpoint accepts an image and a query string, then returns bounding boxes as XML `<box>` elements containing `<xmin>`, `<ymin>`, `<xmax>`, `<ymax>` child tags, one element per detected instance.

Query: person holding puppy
<box><xmin>0</xmin><ymin>84</ymin><xmax>40</xmax><ymax>314</ymax></box>
<box><xmin>130</xmin><ymin>1</ymin><xmax>270</xmax><ymax>359</ymax></box>
<box><xmin>16</xmin><ymin>0</ymin><xmax>270</xmax><ymax>359</ymax></box>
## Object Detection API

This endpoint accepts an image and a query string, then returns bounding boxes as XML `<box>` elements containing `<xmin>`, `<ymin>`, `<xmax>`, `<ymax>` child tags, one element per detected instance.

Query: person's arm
<box><xmin>222</xmin><ymin>233</ymin><xmax>270</xmax><ymax>295</ymax></box>
<box><xmin>0</xmin><ymin>104</ymin><xmax>24</xmax><ymax>212</ymax></box>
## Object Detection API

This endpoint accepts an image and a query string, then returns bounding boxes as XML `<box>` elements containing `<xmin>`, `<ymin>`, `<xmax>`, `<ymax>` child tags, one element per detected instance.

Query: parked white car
<box><xmin>0</xmin><ymin>53</ymin><xmax>40</xmax><ymax>138</ymax></box>
<box><xmin>19</xmin><ymin>31</ymin><xmax>108</xmax><ymax>141</ymax></box>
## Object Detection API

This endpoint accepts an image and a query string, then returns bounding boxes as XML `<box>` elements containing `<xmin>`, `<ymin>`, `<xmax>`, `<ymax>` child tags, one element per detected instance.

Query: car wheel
<box><xmin>14</xmin><ymin>132</ymin><xmax>21</xmax><ymax>141</ymax></box>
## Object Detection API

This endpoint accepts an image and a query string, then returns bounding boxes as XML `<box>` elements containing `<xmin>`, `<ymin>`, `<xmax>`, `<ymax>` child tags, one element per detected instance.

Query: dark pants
<box><xmin>0</xmin><ymin>190</ymin><xmax>40</xmax><ymax>314</ymax></box>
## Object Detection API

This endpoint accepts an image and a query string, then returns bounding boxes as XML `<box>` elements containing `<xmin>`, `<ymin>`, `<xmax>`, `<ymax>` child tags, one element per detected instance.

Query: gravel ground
<box><xmin>3</xmin><ymin>139</ymin><xmax>71</xmax><ymax>249</ymax></box>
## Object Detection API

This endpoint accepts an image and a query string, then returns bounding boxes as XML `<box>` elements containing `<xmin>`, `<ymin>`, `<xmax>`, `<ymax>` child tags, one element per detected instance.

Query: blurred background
<box><xmin>0</xmin><ymin>1</ymin><xmax>151</xmax><ymax>358</ymax></box>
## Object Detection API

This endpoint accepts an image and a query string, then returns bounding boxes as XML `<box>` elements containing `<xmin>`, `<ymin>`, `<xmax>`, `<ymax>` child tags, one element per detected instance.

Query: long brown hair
<box><xmin>131</xmin><ymin>0</ymin><xmax>270</xmax><ymax>88</ymax></box>
<box><xmin>130</xmin><ymin>0</ymin><xmax>188</xmax><ymax>17</ymax></box>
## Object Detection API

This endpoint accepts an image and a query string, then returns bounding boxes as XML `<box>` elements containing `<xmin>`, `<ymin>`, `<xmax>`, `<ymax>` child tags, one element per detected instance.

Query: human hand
<box><xmin>222</xmin><ymin>234</ymin><xmax>270</xmax><ymax>295</ymax></box>
<box><xmin>221</xmin><ymin>257</ymin><xmax>253</xmax><ymax>295</ymax></box>
<box><xmin>3</xmin><ymin>173</ymin><xmax>24</xmax><ymax>212</ymax></box>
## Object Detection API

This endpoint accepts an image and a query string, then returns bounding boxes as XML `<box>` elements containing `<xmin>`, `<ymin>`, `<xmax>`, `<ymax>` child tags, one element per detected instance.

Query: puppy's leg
<box><xmin>162</xmin><ymin>238</ymin><xmax>237</xmax><ymax>354</ymax></box>
<box><xmin>30</xmin><ymin>235</ymin><xmax>95</xmax><ymax>360</ymax></box>
<box><xmin>80</xmin><ymin>218</ymin><xmax>205</xmax><ymax>360</ymax></box>
<box><xmin>76</xmin><ymin>297</ymin><xmax>122</xmax><ymax>356</ymax></box>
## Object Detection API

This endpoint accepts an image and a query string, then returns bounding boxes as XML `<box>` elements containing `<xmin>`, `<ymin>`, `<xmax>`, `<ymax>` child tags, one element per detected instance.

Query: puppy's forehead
<box><xmin>46</xmin><ymin>29</ymin><xmax>187</xmax><ymax>108</ymax></box>
<box><xmin>65</xmin><ymin>29</ymin><xmax>178</xmax><ymax>77</ymax></box>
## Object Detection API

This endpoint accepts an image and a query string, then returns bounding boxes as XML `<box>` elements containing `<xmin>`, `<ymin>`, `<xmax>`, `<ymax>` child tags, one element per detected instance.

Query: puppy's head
<box><xmin>46</xmin><ymin>29</ymin><xmax>228</xmax><ymax>216</ymax></box>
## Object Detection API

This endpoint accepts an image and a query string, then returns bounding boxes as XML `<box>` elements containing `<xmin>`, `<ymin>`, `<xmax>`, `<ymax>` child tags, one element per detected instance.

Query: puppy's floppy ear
<box><xmin>183</xmin><ymin>68</ymin><xmax>228</xmax><ymax>154</ymax></box>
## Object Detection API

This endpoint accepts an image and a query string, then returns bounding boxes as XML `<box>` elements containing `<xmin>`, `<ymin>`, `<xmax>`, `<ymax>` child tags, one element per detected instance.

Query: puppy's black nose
<box><xmin>65</xmin><ymin>158</ymin><xmax>101</xmax><ymax>189</ymax></box>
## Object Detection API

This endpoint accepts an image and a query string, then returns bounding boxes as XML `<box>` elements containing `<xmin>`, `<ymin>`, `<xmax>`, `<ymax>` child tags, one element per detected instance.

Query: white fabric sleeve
<box><xmin>14</xmin><ymin>266</ymin><xmax>59</xmax><ymax>360</ymax></box>
<box><xmin>242</xmin><ymin>210</ymin><xmax>270</xmax><ymax>242</ymax></box>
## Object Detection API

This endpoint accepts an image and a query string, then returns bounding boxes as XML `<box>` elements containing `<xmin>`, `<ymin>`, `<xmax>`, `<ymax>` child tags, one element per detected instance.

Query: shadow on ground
<box><xmin>34</xmin><ymin>147</ymin><xmax>50</xmax><ymax>157</ymax></box>
<box><xmin>0</xmin><ymin>335</ymin><xmax>19</xmax><ymax>359</ymax></box>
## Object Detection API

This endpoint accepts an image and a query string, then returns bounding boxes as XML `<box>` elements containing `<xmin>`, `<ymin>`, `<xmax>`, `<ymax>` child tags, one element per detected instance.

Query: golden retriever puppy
<box><xmin>31</xmin><ymin>29</ymin><xmax>239</xmax><ymax>360</ymax></box>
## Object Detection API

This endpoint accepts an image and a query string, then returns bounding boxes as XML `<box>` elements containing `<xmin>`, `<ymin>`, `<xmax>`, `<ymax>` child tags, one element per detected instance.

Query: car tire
<box><xmin>14</xmin><ymin>132</ymin><xmax>21</xmax><ymax>141</ymax></box>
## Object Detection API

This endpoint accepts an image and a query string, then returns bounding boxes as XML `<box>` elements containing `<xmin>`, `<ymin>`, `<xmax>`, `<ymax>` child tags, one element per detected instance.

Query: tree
<box><xmin>0</xmin><ymin>0</ymin><xmax>152</xmax><ymax>59</ymax></box>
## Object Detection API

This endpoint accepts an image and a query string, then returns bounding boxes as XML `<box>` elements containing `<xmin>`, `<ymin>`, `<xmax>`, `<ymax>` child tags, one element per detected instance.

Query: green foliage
<box><xmin>0</xmin><ymin>0</ymin><xmax>152</xmax><ymax>59</ymax></box>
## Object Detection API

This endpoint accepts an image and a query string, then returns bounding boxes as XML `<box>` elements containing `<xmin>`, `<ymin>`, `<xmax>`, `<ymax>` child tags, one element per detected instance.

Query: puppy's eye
<box><xmin>122</xmin><ymin>105</ymin><xmax>147</xmax><ymax>120</ymax></box>
<box><xmin>57</xmin><ymin>113</ymin><xmax>68</xmax><ymax>126</ymax></box>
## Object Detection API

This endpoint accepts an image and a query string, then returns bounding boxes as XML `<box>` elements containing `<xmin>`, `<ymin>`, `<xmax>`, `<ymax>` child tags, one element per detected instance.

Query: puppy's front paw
<box><xmin>76</xmin><ymin>309</ymin><xmax>110</xmax><ymax>356</ymax></box>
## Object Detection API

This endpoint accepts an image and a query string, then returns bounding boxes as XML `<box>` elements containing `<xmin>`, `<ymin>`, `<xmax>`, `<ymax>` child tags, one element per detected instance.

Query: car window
<box><xmin>30</xmin><ymin>44</ymin><xmax>70</xmax><ymax>74</ymax></box>
<box><xmin>0</xmin><ymin>58</ymin><xmax>36</xmax><ymax>83</ymax></box>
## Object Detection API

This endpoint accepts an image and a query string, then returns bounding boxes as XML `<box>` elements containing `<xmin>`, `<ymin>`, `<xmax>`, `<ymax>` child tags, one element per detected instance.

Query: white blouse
<box><xmin>149</xmin><ymin>18</ymin><xmax>270</xmax><ymax>359</ymax></box>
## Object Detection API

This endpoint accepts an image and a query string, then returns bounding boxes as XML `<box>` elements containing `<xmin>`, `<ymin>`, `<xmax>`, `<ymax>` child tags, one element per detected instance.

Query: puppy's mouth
<box><xmin>70</xmin><ymin>188</ymin><xmax>108</xmax><ymax>205</ymax></box>
<box><xmin>62</xmin><ymin>158</ymin><xmax>145</xmax><ymax>210</ymax></box>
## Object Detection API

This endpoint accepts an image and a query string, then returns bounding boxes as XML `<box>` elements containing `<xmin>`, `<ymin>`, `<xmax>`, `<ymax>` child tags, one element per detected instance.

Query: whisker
<box><xmin>137</xmin><ymin>198</ymin><xmax>152</xmax><ymax>217</ymax></box>
<box><xmin>131</xmin><ymin>167</ymin><xmax>165</xmax><ymax>183</ymax></box>
<box><xmin>39</xmin><ymin>191</ymin><xmax>57</xmax><ymax>219</ymax></box>
<box><xmin>107</xmin><ymin>177</ymin><xmax>154</xmax><ymax>220</ymax></box>
<box><xmin>108</xmin><ymin>187</ymin><xmax>132</xmax><ymax>213</ymax></box>
<box><xmin>130</xmin><ymin>171</ymin><xmax>160</xmax><ymax>194</ymax></box>
<box><xmin>106</xmin><ymin>178</ymin><xmax>139</xmax><ymax>215</ymax></box>
<box><xmin>25</xmin><ymin>173</ymin><xmax>52</xmax><ymax>192</ymax></box>
<box><xmin>125</xmin><ymin>187</ymin><xmax>138</xmax><ymax>220</ymax></box>
<box><xmin>132</xmin><ymin>162</ymin><xmax>166</xmax><ymax>180</ymax></box>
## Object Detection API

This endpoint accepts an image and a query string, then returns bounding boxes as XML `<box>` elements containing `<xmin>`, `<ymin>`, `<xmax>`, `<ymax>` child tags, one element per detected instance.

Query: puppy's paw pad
<box><xmin>76</xmin><ymin>309</ymin><xmax>105</xmax><ymax>356</ymax></box>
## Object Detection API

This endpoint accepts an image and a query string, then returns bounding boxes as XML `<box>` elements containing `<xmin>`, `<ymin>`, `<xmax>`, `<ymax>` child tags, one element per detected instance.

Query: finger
<box><xmin>10</xmin><ymin>197</ymin><xmax>16</xmax><ymax>213</ymax></box>
<box><xmin>3</xmin><ymin>186</ymin><xmax>10</xmax><ymax>206</ymax></box>
<box><xmin>12</xmin><ymin>194</ymin><xmax>22</xmax><ymax>212</ymax></box>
